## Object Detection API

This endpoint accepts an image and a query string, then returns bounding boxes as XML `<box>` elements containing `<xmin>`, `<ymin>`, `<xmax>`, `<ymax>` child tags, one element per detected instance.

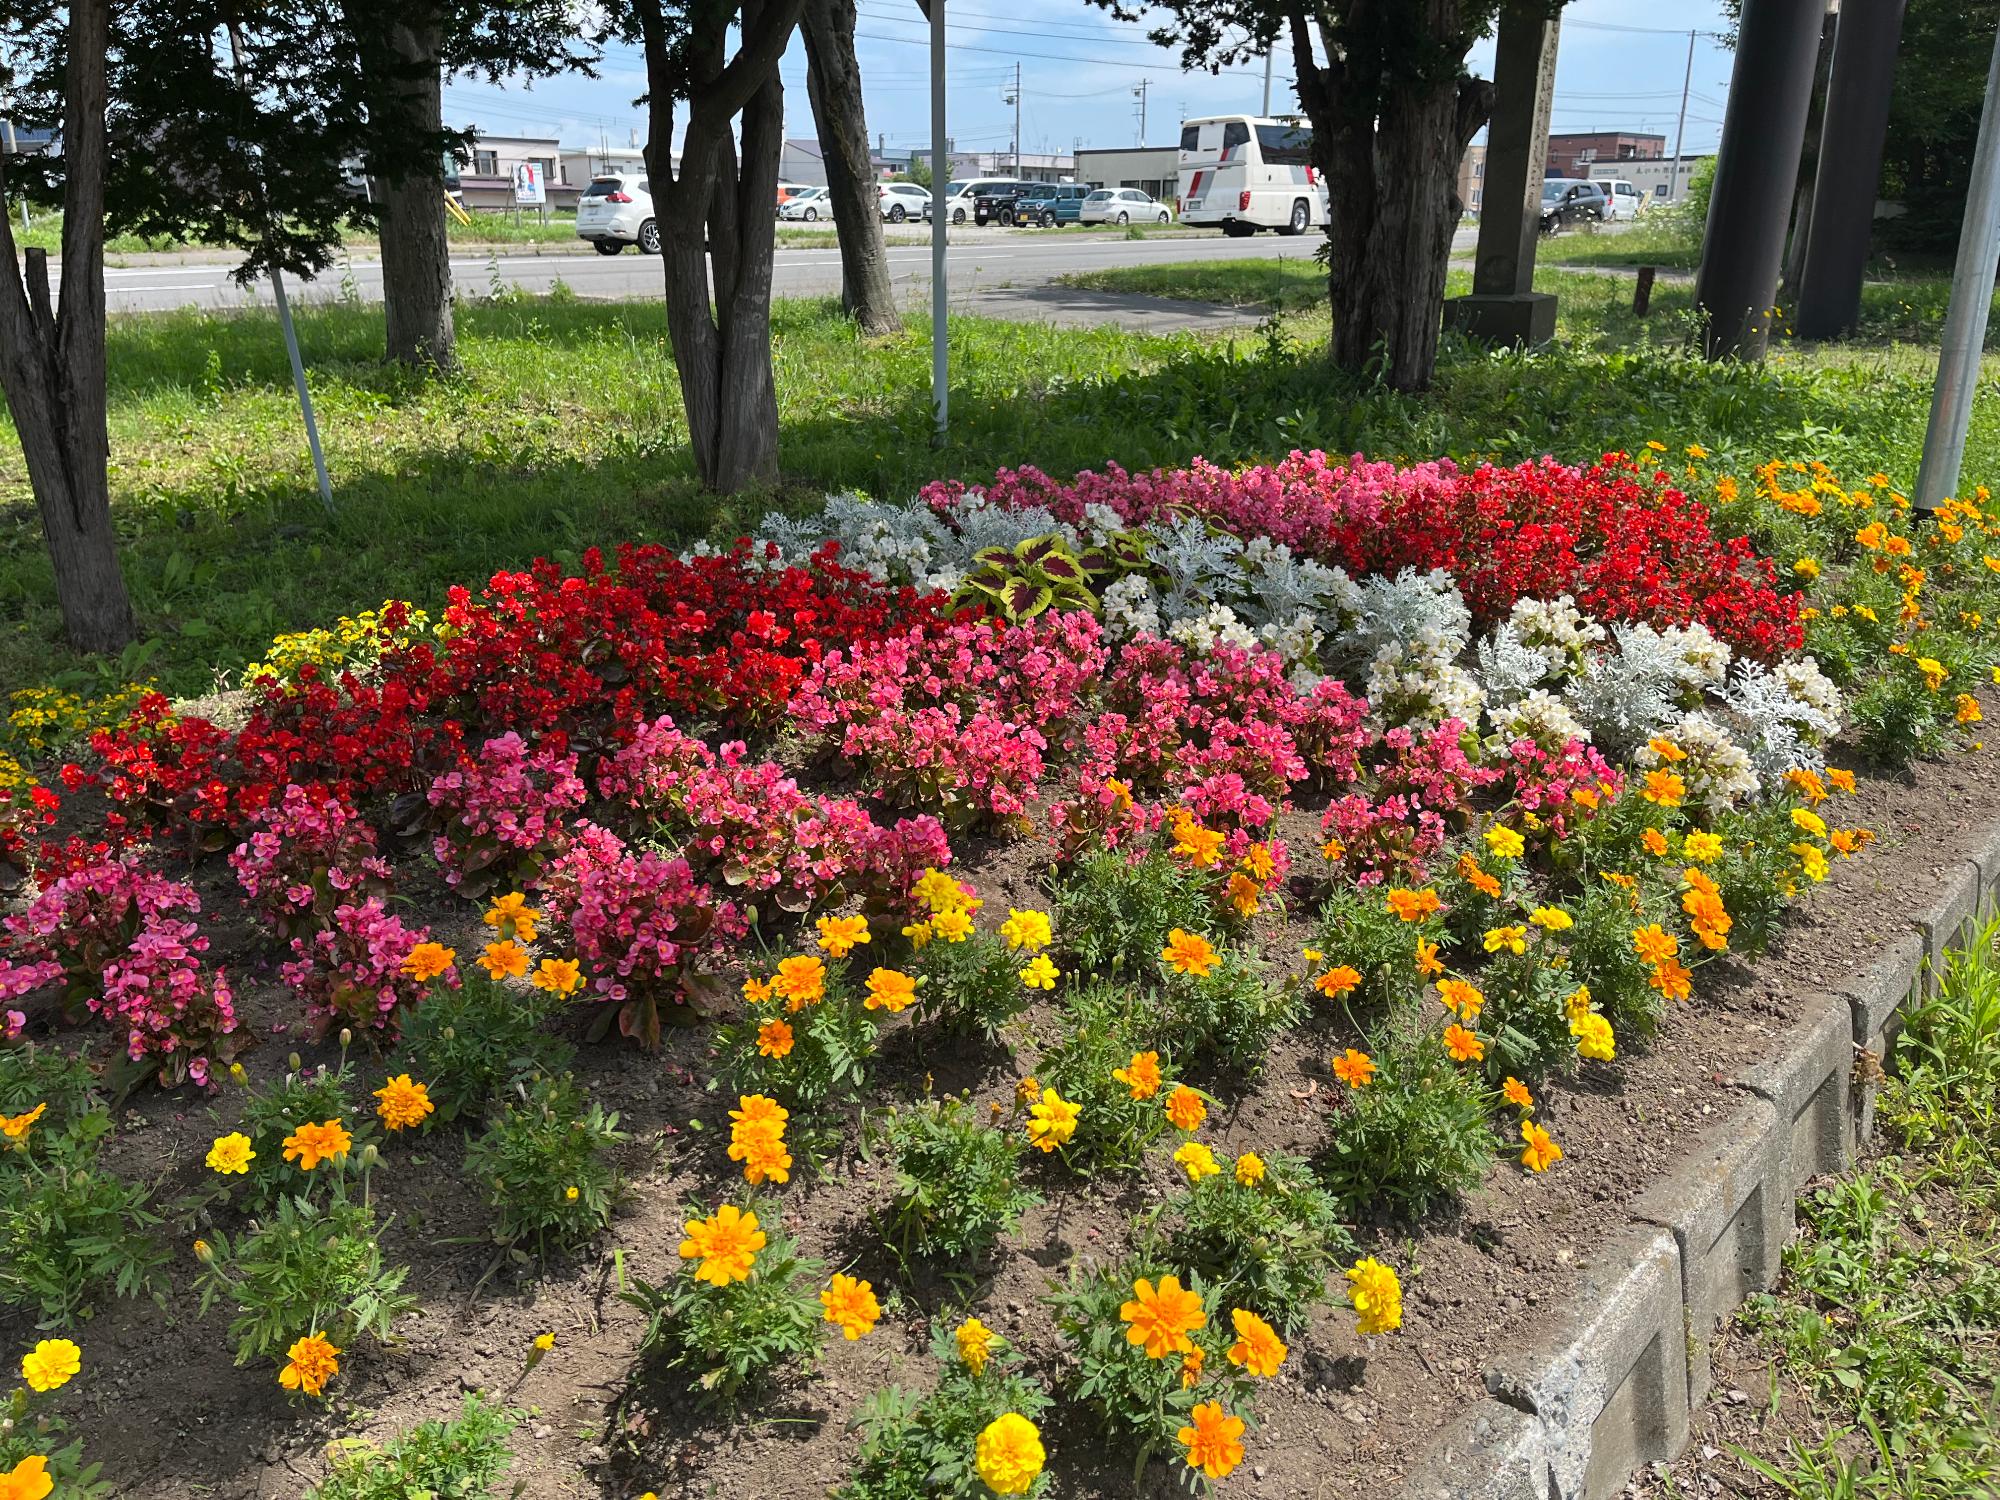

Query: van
<box><xmin>1592</xmin><ymin>179</ymin><xmax>1646</xmax><ymax>222</ymax></box>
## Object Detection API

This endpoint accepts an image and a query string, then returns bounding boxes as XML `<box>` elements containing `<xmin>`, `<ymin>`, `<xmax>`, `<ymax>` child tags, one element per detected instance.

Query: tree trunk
<box><xmin>1780</xmin><ymin>7</ymin><xmax>1839</xmax><ymax>300</ymax></box>
<box><xmin>0</xmin><ymin>0</ymin><xmax>134</xmax><ymax>655</ymax></box>
<box><xmin>373</xmin><ymin>10</ymin><xmax>456</xmax><ymax>373</ymax></box>
<box><xmin>802</xmin><ymin>0</ymin><xmax>898</xmax><ymax>336</ymax></box>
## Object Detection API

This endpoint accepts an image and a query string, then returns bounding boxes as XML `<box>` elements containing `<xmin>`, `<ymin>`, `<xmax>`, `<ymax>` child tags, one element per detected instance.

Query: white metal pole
<box><xmin>930</xmin><ymin>0</ymin><xmax>948</xmax><ymax>444</ymax></box>
<box><xmin>1916</xmin><ymin>21</ymin><xmax>2000</xmax><ymax>512</ymax></box>
<box><xmin>1262</xmin><ymin>49</ymin><xmax>1272</xmax><ymax>116</ymax></box>
<box><xmin>270</xmin><ymin>269</ymin><xmax>336</xmax><ymax>517</ymax></box>
<box><xmin>1669</xmin><ymin>30</ymin><xmax>1694</xmax><ymax>202</ymax></box>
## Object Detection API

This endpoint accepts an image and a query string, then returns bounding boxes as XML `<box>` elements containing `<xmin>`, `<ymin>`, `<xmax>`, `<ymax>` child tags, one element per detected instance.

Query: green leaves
<box><xmin>200</xmin><ymin>1195</ymin><xmax>414</xmax><ymax>1366</ymax></box>
<box><xmin>873</xmin><ymin>1098</ymin><xmax>1039</xmax><ymax>1263</ymax></box>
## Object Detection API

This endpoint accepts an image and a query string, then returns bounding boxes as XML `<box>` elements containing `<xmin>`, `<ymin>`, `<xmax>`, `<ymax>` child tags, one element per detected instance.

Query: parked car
<box><xmin>935</xmin><ymin>177</ymin><xmax>1014</xmax><ymax>226</ymax></box>
<box><xmin>1079</xmin><ymin>187</ymin><xmax>1173</xmax><ymax>226</ymax></box>
<box><xmin>776</xmin><ymin>180</ymin><xmax>812</xmax><ymax>211</ymax></box>
<box><xmin>973</xmin><ymin>180</ymin><xmax>1040</xmax><ymax>226</ymax></box>
<box><xmin>1592</xmin><ymin>178</ymin><xmax>1646</xmax><ymax>221</ymax></box>
<box><xmin>778</xmin><ymin>186</ymin><xmax>834</xmax><ymax>222</ymax></box>
<box><xmin>1015</xmin><ymin>183</ymin><xmax>1092</xmax><ymax>227</ymax></box>
<box><xmin>575</xmin><ymin>173</ymin><xmax>658</xmax><ymax>255</ymax></box>
<box><xmin>1539</xmin><ymin>178</ymin><xmax>1609</xmax><ymax>235</ymax></box>
<box><xmin>878</xmin><ymin>181</ymin><xmax>931</xmax><ymax>223</ymax></box>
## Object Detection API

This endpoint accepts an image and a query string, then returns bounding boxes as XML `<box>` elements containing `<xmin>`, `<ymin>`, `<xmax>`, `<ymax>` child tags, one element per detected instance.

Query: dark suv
<box><xmin>973</xmin><ymin>181</ymin><xmax>1038</xmax><ymax>226</ymax></box>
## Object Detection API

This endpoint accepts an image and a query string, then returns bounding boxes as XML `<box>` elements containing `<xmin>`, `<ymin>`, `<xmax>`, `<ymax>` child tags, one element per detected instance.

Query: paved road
<box><xmin>88</xmin><ymin>226</ymin><xmax>1477</xmax><ymax>315</ymax></box>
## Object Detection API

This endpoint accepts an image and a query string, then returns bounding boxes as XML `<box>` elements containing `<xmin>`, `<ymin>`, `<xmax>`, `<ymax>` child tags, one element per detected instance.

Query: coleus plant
<box><xmin>953</xmin><ymin>531</ymin><xmax>1149</xmax><ymax>621</ymax></box>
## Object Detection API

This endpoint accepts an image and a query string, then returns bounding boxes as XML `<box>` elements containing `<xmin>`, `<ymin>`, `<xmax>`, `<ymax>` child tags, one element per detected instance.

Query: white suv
<box><xmin>575</xmin><ymin>173</ymin><xmax>658</xmax><ymax>255</ymax></box>
<box><xmin>878</xmin><ymin>182</ymin><xmax>931</xmax><ymax>223</ymax></box>
<box><xmin>1592</xmin><ymin>179</ymin><xmax>1646</xmax><ymax>222</ymax></box>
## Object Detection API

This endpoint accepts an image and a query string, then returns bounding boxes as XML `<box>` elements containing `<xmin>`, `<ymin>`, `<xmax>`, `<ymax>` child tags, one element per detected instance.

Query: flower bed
<box><xmin>0</xmin><ymin>450</ymin><xmax>1994</xmax><ymax>1498</ymax></box>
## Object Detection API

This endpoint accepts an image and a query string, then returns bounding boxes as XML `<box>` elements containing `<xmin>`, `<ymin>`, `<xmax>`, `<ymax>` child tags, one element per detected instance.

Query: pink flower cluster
<box><xmin>229</xmin><ymin>784</ymin><xmax>393</xmax><ymax>938</ymax></box>
<box><xmin>1498</xmin><ymin>737</ymin><xmax>1624</xmax><ymax>839</ymax></box>
<box><xmin>279</xmin><ymin>896</ymin><xmax>456</xmax><ymax>1038</ymax></box>
<box><xmin>1321</xmin><ymin>721</ymin><xmax>1501</xmax><ymax>886</ymax></box>
<box><xmin>99</xmin><ymin>919</ymin><xmax>238</xmax><ymax>1087</ymax></box>
<box><xmin>427</xmin><ymin>731</ymin><xmax>588</xmax><ymax>891</ymax></box>
<box><xmin>598</xmin><ymin>716</ymin><xmax>949</xmax><ymax>917</ymax></box>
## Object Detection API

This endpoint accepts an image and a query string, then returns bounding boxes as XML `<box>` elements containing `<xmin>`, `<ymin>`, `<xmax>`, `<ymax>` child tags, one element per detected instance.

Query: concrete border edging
<box><xmin>1394</xmin><ymin>841</ymin><xmax>1993</xmax><ymax>1499</ymax></box>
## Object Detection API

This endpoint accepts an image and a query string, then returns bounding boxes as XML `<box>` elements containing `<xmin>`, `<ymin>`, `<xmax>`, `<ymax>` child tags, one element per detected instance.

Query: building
<box><xmin>1073</xmin><ymin>145</ymin><xmax>1178</xmax><ymax>201</ymax></box>
<box><xmin>1614</xmin><ymin>155</ymin><xmax>1713</xmax><ymax>205</ymax></box>
<box><xmin>912</xmin><ymin>148</ymin><xmax>1075</xmax><ymax>185</ymax></box>
<box><xmin>454</xmin><ymin>131</ymin><xmax>579</xmax><ymax>211</ymax></box>
<box><xmin>562</xmin><ymin>145</ymin><xmax>651</xmax><ymax>187</ymax></box>
<box><xmin>1456</xmin><ymin>142</ymin><xmax>1487</xmax><ymax>213</ymax></box>
<box><xmin>780</xmin><ymin>137</ymin><xmax>828</xmax><ymax>186</ymax></box>
<box><xmin>1545</xmin><ymin>131</ymin><xmax>1665</xmax><ymax>180</ymax></box>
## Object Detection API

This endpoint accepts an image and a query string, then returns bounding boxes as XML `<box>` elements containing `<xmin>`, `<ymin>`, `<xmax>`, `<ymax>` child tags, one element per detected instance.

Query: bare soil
<box><xmin>27</xmin><ymin>718</ymin><xmax>2000</xmax><ymax>1500</ymax></box>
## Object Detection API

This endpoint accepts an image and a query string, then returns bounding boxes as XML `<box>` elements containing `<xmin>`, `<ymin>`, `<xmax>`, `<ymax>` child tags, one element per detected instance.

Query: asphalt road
<box><xmin>87</xmin><ymin>226</ymin><xmax>1476</xmax><ymax>315</ymax></box>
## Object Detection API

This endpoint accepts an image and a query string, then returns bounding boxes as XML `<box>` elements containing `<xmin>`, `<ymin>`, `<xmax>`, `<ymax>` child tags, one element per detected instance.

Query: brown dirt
<box><xmin>25</xmin><ymin>718</ymin><xmax>2000</xmax><ymax>1500</ymax></box>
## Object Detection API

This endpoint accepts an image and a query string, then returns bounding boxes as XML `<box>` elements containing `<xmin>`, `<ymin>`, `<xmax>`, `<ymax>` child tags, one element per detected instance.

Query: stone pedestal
<box><xmin>1441</xmin><ymin>291</ymin><xmax>1558</xmax><ymax>347</ymax></box>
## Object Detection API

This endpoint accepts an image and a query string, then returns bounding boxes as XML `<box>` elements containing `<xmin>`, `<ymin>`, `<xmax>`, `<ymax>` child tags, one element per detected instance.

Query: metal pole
<box><xmin>1262</xmin><ymin>48</ymin><xmax>1272</xmax><ymax>116</ymax></box>
<box><xmin>1014</xmin><ymin>62</ymin><xmax>1021</xmax><ymax>177</ymax></box>
<box><xmin>269</xmin><ymin>269</ymin><xmax>335</xmax><ymax>516</ymax></box>
<box><xmin>930</xmin><ymin>0</ymin><xmax>947</xmax><ymax>444</ymax></box>
<box><xmin>1915</xmin><ymin>21</ymin><xmax>2000</xmax><ymax>511</ymax></box>
<box><xmin>1669</xmin><ymin>31</ymin><xmax>1693</xmax><ymax>203</ymax></box>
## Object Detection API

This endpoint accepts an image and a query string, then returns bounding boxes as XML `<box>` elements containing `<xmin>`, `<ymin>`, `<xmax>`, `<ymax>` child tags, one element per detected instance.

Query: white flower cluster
<box><xmin>1365</xmin><ymin>627</ymin><xmax>1486</xmax><ymax>730</ymax></box>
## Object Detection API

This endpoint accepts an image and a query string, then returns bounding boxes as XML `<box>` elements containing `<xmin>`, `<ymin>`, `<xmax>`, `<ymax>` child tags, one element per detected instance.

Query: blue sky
<box><xmin>442</xmin><ymin>0</ymin><xmax>1738</xmax><ymax>162</ymax></box>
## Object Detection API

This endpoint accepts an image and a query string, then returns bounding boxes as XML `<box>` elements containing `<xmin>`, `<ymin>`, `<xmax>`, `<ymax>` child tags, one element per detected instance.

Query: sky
<box><xmin>440</xmin><ymin>0</ymin><xmax>1740</xmax><ymax>164</ymax></box>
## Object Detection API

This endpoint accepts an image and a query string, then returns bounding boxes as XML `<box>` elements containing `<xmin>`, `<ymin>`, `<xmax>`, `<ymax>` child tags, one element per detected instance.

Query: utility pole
<box><xmin>1132</xmin><ymin>80</ymin><xmax>1149</xmax><ymax>145</ymax></box>
<box><xmin>1670</xmin><ymin>30</ymin><xmax>1694</xmax><ymax>202</ymax></box>
<box><xmin>1004</xmin><ymin>62</ymin><xmax>1021</xmax><ymax>176</ymax></box>
<box><xmin>1262</xmin><ymin>48</ymin><xmax>1272</xmax><ymax>116</ymax></box>
<box><xmin>929</xmin><ymin>0</ymin><xmax>948</xmax><ymax>445</ymax></box>
<box><xmin>1916</xmin><ymin>19</ymin><xmax>2000</xmax><ymax>511</ymax></box>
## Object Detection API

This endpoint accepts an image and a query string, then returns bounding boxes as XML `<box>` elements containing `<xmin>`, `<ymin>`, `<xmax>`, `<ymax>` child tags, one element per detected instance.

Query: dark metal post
<box><xmin>1795</xmin><ymin>0</ymin><xmax>1907</xmax><ymax>339</ymax></box>
<box><xmin>1442</xmin><ymin>0</ymin><xmax>1561</xmax><ymax>346</ymax></box>
<box><xmin>1695</xmin><ymin>0</ymin><xmax>1826</xmax><ymax>359</ymax></box>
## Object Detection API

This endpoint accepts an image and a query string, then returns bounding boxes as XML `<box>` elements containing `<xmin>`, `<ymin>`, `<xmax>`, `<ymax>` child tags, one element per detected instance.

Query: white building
<box><xmin>1609</xmin><ymin>155</ymin><xmax>1714</xmax><ymax>206</ymax></box>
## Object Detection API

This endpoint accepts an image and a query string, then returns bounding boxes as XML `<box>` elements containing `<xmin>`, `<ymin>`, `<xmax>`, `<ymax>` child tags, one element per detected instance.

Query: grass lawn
<box><xmin>6</xmin><ymin>262</ymin><xmax>2000</xmax><ymax>697</ymax></box>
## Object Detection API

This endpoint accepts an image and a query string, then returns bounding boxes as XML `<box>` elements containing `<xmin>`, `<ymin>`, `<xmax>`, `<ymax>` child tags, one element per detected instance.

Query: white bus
<box><xmin>1176</xmin><ymin>115</ymin><xmax>1327</xmax><ymax>237</ymax></box>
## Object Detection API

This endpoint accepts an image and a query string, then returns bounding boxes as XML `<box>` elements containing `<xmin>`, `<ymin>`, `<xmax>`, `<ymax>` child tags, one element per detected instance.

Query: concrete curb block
<box><xmin>1396</xmin><ymin>847</ymin><xmax>1991</xmax><ymax>1500</ymax></box>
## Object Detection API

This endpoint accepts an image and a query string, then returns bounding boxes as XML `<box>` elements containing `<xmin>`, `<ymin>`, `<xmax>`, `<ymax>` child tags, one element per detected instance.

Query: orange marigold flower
<box><xmin>863</xmin><ymin>967</ymin><xmax>917</xmax><ymax>1012</ymax></box>
<box><xmin>1385</xmin><ymin>887</ymin><xmax>1442</xmax><ymax>922</ymax></box>
<box><xmin>1442</xmin><ymin>1023</ymin><xmax>1485</xmax><ymax>1063</ymax></box>
<box><xmin>1631</xmin><ymin>923</ymin><xmax>1678</xmax><ymax>965</ymax></box>
<box><xmin>1160</xmin><ymin>928</ymin><xmax>1220</xmax><ymax>978</ymax></box>
<box><xmin>1520</xmin><ymin>1120</ymin><xmax>1563</xmax><ymax>1173</ymax></box>
<box><xmin>1642</xmin><ymin>827</ymin><xmax>1670</xmax><ymax>857</ymax></box>
<box><xmin>1414</xmin><ymin>938</ymin><xmax>1444</xmax><ymax>977</ymax></box>
<box><xmin>820</xmin><ymin>1274</ymin><xmax>880</xmax><ymax>1340</ymax></box>
<box><xmin>1313</xmin><ymin>964</ymin><xmax>1362</xmax><ymax>998</ymax></box>
<box><xmin>1225</xmin><ymin>871</ymin><xmax>1263</xmax><ymax>918</ymax></box>
<box><xmin>756</xmin><ymin>1017</ymin><xmax>795</xmax><ymax>1059</ymax></box>
<box><xmin>1502</xmin><ymin>1076</ymin><xmax>1534</xmax><ymax>1111</ymax></box>
<box><xmin>478</xmin><ymin>940</ymin><xmax>531</xmax><ymax>980</ymax></box>
<box><xmin>279</xmin><ymin>1331</ymin><xmax>341</xmax><ymax>1398</ymax></box>
<box><xmin>1650</xmin><ymin>955</ymin><xmax>1694</xmax><ymax>1002</ymax></box>
<box><xmin>1332</xmin><ymin>1048</ymin><xmax>1377</xmax><ymax>1088</ymax></box>
<box><xmin>815</xmin><ymin>914</ymin><xmax>871</xmax><ymax>957</ymax></box>
<box><xmin>1225</xmin><ymin>1307</ymin><xmax>1287</xmax><ymax>1378</ymax></box>
<box><xmin>1170</xmin><ymin>814</ymin><xmax>1225</xmax><ymax>869</ymax></box>
<box><xmin>678</xmin><ymin>1203</ymin><xmax>765</xmax><ymax>1285</ymax></box>
<box><xmin>1436</xmin><ymin>979</ymin><xmax>1485</xmax><ymax>1020</ymax></box>
<box><xmin>373</xmin><ymin>1074</ymin><xmax>434</xmax><ymax>1132</ymax></box>
<box><xmin>532</xmin><ymin>957</ymin><xmax>583</xmax><ymax>995</ymax></box>
<box><xmin>772</xmin><ymin>955</ymin><xmax>828</xmax><ymax>1010</ymax></box>
<box><xmin>1827</xmin><ymin>768</ymin><xmax>1857</xmax><ymax>794</ymax></box>
<box><xmin>281</xmin><ymin>1119</ymin><xmax>351</xmax><ymax>1171</ymax></box>
<box><xmin>400</xmin><ymin>942</ymin><xmax>456</xmax><ymax>982</ymax></box>
<box><xmin>1164</xmin><ymin>1084</ymin><xmax>1207</xmax><ymax>1132</ymax></box>
<box><xmin>1178</xmin><ymin>1401</ymin><xmax>1246</xmax><ymax>1481</ymax></box>
<box><xmin>1120</xmin><ymin>1274</ymin><xmax>1207</xmax><ymax>1359</ymax></box>
<box><xmin>1113</xmin><ymin>1050</ymin><xmax>1163</xmax><ymax>1100</ymax></box>
<box><xmin>1641</xmin><ymin>769</ymin><xmax>1686</xmax><ymax>808</ymax></box>
<box><xmin>1455</xmin><ymin>854</ymin><xmax>1502</xmax><ymax>899</ymax></box>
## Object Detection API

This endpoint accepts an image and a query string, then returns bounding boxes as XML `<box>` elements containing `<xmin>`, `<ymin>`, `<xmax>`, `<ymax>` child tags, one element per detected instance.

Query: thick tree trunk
<box><xmin>0</xmin><ymin>0</ymin><xmax>134</xmax><ymax>654</ymax></box>
<box><xmin>646</xmin><ymin>0</ymin><xmax>800</xmax><ymax>493</ymax></box>
<box><xmin>374</xmin><ymin>11</ymin><xmax>456</xmax><ymax>373</ymax></box>
<box><xmin>802</xmin><ymin>0</ymin><xmax>898</xmax><ymax>336</ymax></box>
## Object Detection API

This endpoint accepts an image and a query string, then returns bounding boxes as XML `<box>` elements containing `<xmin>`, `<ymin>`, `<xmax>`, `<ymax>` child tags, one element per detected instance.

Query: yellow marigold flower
<box><xmin>1179</xmin><ymin>1400</ymin><xmax>1246</xmax><ymax>1481</ymax></box>
<box><xmin>1642</xmin><ymin>827</ymin><xmax>1670</xmax><ymax>857</ymax></box>
<box><xmin>1524</xmin><ymin>905</ymin><xmax>1571</xmax><ymax>932</ymax></box>
<box><xmin>1332</xmin><ymin>1048</ymin><xmax>1376</xmax><ymax>1088</ymax></box>
<box><xmin>1017</xmin><ymin>953</ymin><xmax>1060</xmax><ymax>990</ymax></box>
<box><xmin>1564</xmin><ymin>984</ymin><xmax>1593</xmax><ymax>1023</ymax></box>
<box><xmin>483</xmin><ymin>892</ymin><xmax>540</xmax><ymax>943</ymax></box>
<box><xmin>1683</xmin><ymin>830</ymin><xmax>1724</xmax><ymax>863</ymax></box>
<box><xmin>1572</xmin><ymin>1012</ymin><xmax>1616</xmax><ymax>1061</ymax></box>
<box><xmin>1483</xmin><ymin>824</ymin><xmax>1525</xmax><ymax>860</ymax></box>
<box><xmin>815</xmin><ymin>914</ymin><xmax>871</xmax><ymax>957</ymax></box>
<box><xmin>1503</xmin><ymin>1076</ymin><xmax>1534</xmax><ymax>1112</ymax></box>
<box><xmin>565</xmin><ymin>1186</ymin><xmax>579</xmax><ymax>1201</ymax></box>
<box><xmin>1240</xmin><ymin>842</ymin><xmax>1277</xmax><ymax>881</ymax></box>
<box><xmin>478</xmin><ymin>940</ymin><xmax>531</xmax><ymax>981</ymax></box>
<box><xmin>1015</xmin><ymin>1076</ymin><xmax>1042</xmax><ymax>1108</ymax></box>
<box><xmin>1174</xmin><ymin>1139</ymin><xmax>1220</xmax><ymax>1183</ymax></box>
<box><xmin>730</xmin><ymin>1093</ymin><xmax>788</xmax><ymax>1134</ymax></box>
<box><xmin>1313</xmin><ymin>964</ymin><xmax>1362</xmax><ymax>998</ymax></box>
<box><xmin>1602</xmin><ymin>870</ymin><xmax>1638</xmax><ymax>892</ymax></box>
<box><xmin>998</xmin><ymin>908</ymin><xmax>1052</xmax><ymax>952</ymax></box>
<box><xmin>1170</xmin><ymin>815</ymin><xmax>1225</xmax><ymax>868</ymax></box>
<box><xmin>863</xmin><ymin>967</ymin><xmax>917</xmax><ymax>1012</ymax></box>
<box><xmin>678</xmin><ymin>1203</ymin><xmax>765</xmax><ymax>1286</ymax></box>
<box><xmin>974</xmin><ymin>1413</ymin><xmax>1044</xmax><ymax>1496</ymax></box>
<box><xmin>930</xmin><ymin>907</ymin><xmax>974</xmax><ymax>943</ymax></box>
<box><xmin>1415</xmin><ymin>938</ymin><xmax>1444</xmax><ymax>977</ymax></box>
<box><xmin>1226</xmin><ymin>1307</ymin><xmax>1287</xmax><ymax>1377</ymax></box>
<box><xmin>1641</xmin><ymin>769</ymin><xmax>1686</xmax><ymax>807</ymax></box>
<box><xmin>20</xmin><ymin>1339</ymin><xmax>80</xmax><ymax>1393</ymax></box>
<box><xmin>279</xmin><ymin>1331</ymin><xmax>341</xmax><ymax>1397</ymax></box>
<box><xmin>1233</xmin><ymin>1151</ymin><xmax>1266</xmax><ymax>1186</ymax></box>
<box><xmin>1631</xmin><ymin>923</ymin><xmax>1678</xmax><ymax>965</ymax></box>
<box><xmin>1224</xmin><ymin>870</ymin><xmax>1262</xmax><ymax>918</ymax></box>
<box><xmin>1385</xmin><ymin>887</ymin><xmax>1442</xmax><ymax>922</ymax></box>
<box><xmin>282</xmin><ymin>1119</ymin><xmax>351</xmax><ymax>1171</ymax></box>
<box><xmin>772</xmin><ymin>955</ymin><xmax>828</xmax><ymax>1010</ymax></box>
<box><xmin>1716</xmin><ymin>475</ymin><xmax>1739</xmax><ymax>502</ymax></box>
<box><xmin>1483</xmin><ymin>924</ymin><xmax>1526</xmax><ymax>956</ymax></box>
<box><xmin>1793</xmin><ymin>557</ymin><xmax>1820</xmax><ymax>581</ymax></box>
<box><xmin>1790</xmin><ymin>807</ymin><xmax>1828</xmax><ymax>838</ymax></box>
<box><xmin>900</xmin><ymin>920</ymin><xmax>932</xmax><ymax>950</ymax></box>
<box><xmin>1164</xmin><ymin>1084</ymin><xmax>1207</xmax><ymax>1132</ymax></box>
<box><xmin>400</xmin><ymin>942</ymin><xmax>455</xmax><ymax>982</ymax></box>
<box><xmin>755</xmin><ymin>1017</ymin><xmax>794</xmax><ymax>1059</ymax></box>
<box><xmin>1791</xmin><ymin>841</ymin><xmax>1831</xmax><ymax>884</ymax></box>
<box><xmin>1120</xmin><ymin>1274</ymin><xmax>1206</xmax><ymax>1359</ymax></box>
<box><xmin>1958</xmin><ymin>693</ymin><xmax>1984</xmax><ymax>725</ymax></box>
<box><xmin>1437</xmin><ymin>979</ymin><xmax>1485</xmax><ymax>1020</ymax></box>
<box><xmin>1917</xmin><ymin>656</ymin><xmax>1948</xmax><ymax>692</ymax></box>
<box><xmin>532</xmin><ymin>957</ymin><xmax>583</xmax><ymax>995</ymax></box>
<box><xmin>204</xmin><ymin>1130</ymin><xmax>254</xmax><ymax>1174</ymax></box>
<box><xmin>955</xmin><ymin>1317</ymin><xmax>995</xmax><ymax>1375</ymax></box>
<box><xmin>1113</xmin><ymin>1050</ymin><xmax>1163</xmax><ymax>1100</ymax></box>
<box><xmin>1442</xmin><ymin>1022</ymin><xmax>1484</xmax><ymax>1063</ymax></box>
<box><xmin>1025</xmin><ymin>1086</ymin><xmax>1080</xmax><ymax>1153</ymax></box>
<box><xmin>532</xmin><ymin>1331</ymin><xmax>555</xmax><ymax>1353</ymax></box>
<box><xmin>1346</xmin><ymin>1257</ymin><xmax>1403</xmax><ymax>1335</ymax></box>
<box><xmin>1160</xmin><ymin>927</ymin><xmax>1220</xmax><ymax>977</ymax></box>
<box><xmin>373</xmin><ymin>1074</ymin><xmax>434</xmax><ymax>1132</ymax></box>
<box><xmin>820</xmin><ymin>1273</ymin><xmax>880</xmax><ymax>1340</ymax></box>
<box><xmin>912</xmin><ymin>868</ymin><xmax>963</xmax><ymax>912</ymax></box>
<box><xmin>1520</xmin><ymin>1120</ymin><xmax>1563</xmax><ymax>1173</ymax></box>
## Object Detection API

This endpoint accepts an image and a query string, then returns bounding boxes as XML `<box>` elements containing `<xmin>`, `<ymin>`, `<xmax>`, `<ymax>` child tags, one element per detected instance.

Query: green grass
<box><xmin>1724</xmin><ymin>925</ymin><xmax>2000</xmax><ymax>1498</ymax></box>
<box><xmin>1536</xmin><ymin>217</ymin><xmax>1700</xmax><ymax>270</ymax></box>
<box><xmin>11</xmin><ymin>208</ymin><xmax>593</xmax><ymax>257</ymax></box>
<box><xmin>6</xmin><ymin>264</ymin><xmax>2000</xmax><ymax>695</ymax></box>
<box><xmin>1058</xmin><ymin>257</ymin><xmax>1328</xmax><ymax>311</ymax></box>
